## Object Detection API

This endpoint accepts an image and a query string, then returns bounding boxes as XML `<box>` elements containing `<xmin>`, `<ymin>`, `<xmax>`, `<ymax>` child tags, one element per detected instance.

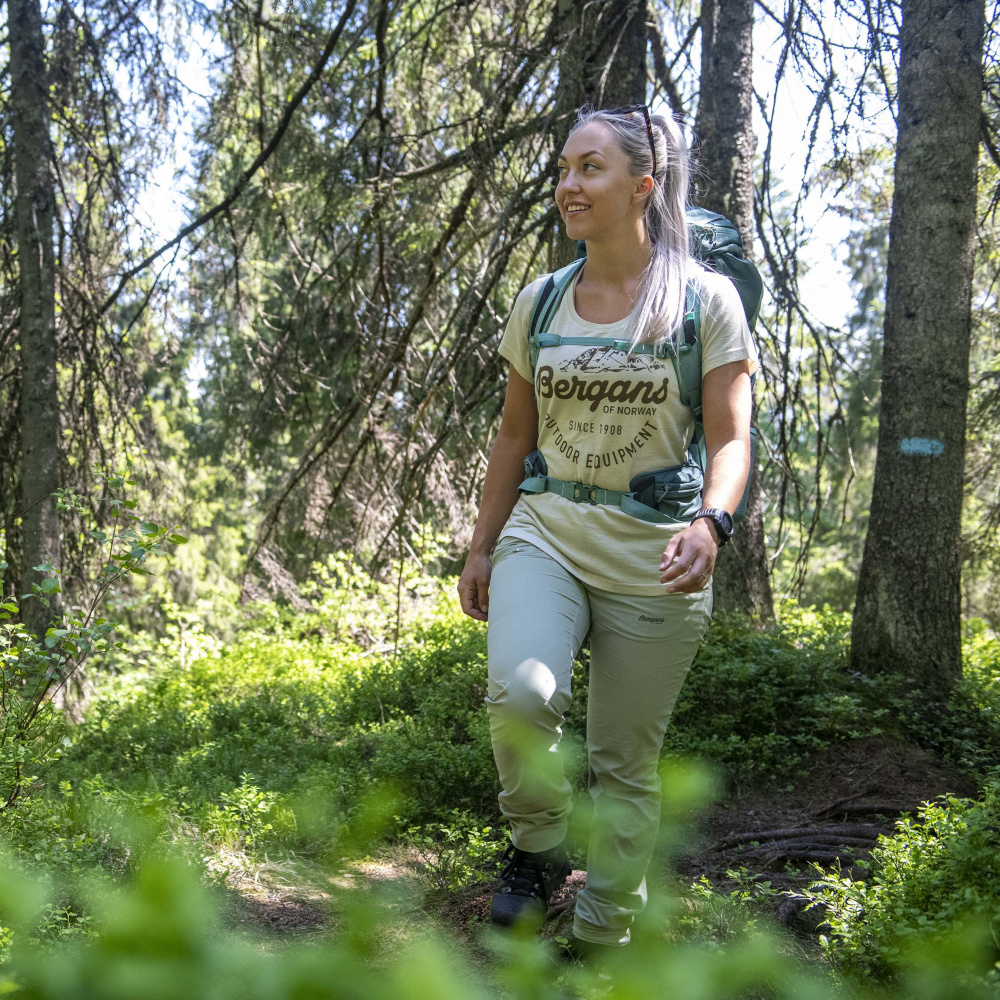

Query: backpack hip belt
<box><xmin>517</xmin><ymin>443</ymin><xmax>705</xmax><ymax>525</ymax></box>
<box><xmin>517</xmin><ymin>471</ymin><xmax>687</xmax><ymax>525</ymax></box>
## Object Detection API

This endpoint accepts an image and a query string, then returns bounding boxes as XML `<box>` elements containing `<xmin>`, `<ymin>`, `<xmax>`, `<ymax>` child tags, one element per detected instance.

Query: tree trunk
<box><xmin>551</xmin><ymin>0</ymin><xmax>648</xmax><ymax>269</ymax></box>
<box><xmin>693</xmin><ymin>0</ymin><xmax>773</xmax><ymax>623</ymax></box>
<box><xmin>10</xmin><ymin>0</ymin><xmax>61</xmax><ymax>636</ymax></box>
<box><xmin>850</xmin><ymin>0</ymin><xmax>984</xmax><ymax>697</ymax></box>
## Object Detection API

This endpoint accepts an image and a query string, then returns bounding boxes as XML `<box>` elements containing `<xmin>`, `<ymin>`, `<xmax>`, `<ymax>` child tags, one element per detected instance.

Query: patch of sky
<box><xmin>331</xmin><ymin>120</ymin><xmax>357</xmax><ymax>142</ymax></box>
<box><xmin>752</xmin><ymin>6</ymin><xmax>894</xmax><ymax>331</ymax></box>
<box><xmin>185</xmin><ymin>350</ymin><xmax>210</xmax><ymax>396</ymax></box>
<box><xmin>133</xmin><ymin>16</ymin><xmax>220</xmax><ymax>253</ymax></box>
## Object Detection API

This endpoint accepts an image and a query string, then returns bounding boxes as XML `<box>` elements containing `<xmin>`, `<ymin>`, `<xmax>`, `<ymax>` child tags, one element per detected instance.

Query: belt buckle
<box><xmin>572</xmin><ymin>482</ymin><xmax>597</xmax><ymax>504</ymax></box>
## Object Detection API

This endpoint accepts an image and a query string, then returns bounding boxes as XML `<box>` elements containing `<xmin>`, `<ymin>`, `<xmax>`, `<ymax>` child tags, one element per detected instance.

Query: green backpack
<box><xmin>518</xmin><ymin>207</ymin><xmax>763</xmax><ymax>525</ymax></box>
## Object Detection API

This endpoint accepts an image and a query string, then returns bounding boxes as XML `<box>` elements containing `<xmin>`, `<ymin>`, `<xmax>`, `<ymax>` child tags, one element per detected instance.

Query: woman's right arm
<box><xmin>457</xmin><ymin>367</ymin><xmax>539</xmax><ymax>621</ymax></box>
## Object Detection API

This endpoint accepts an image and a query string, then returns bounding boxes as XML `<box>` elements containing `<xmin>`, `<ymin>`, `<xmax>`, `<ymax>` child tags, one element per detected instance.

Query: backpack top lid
<box><xmin>687</xmin><ymin>206</ymin><xmax>743</xmax><ymax>258</ymax></box>
<box><xmin>685</xmin><ymin>207</ymin><xmax>763</xmax><ymax>335</ymax></box>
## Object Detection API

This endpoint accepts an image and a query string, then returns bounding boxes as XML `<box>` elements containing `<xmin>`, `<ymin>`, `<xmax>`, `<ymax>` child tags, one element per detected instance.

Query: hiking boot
<box><xmin>489</xmin><ymin>840</ymin><xmax>572</xmax><ymax>929</ymax></box>
<box><xmin>556</xmin><ymin>935</ymin><xmax>623</xmax><ymax>965</ymax></box>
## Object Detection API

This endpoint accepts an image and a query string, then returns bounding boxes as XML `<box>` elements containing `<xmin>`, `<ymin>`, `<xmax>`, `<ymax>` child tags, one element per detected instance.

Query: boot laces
<box><xmin>498</xmin><ymin>844</ymin><xmax>558</xmax><ymax>898</ymax></box>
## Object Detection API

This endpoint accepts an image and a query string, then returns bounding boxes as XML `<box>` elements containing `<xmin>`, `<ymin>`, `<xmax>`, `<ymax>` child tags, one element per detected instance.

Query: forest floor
<box><xmin>445</xmin><ymin>735</ymin><xmax>976</xmax><ymax>947</ymax></box>
<box><xmin>217</xmin><ymin>733</ymin><xmax>978</xmax><ymax>958</ymax></box>
<box><xmin>672</xmin><ymin>733</ymin><xmax>977</xmax><ymax>911</ymax></box>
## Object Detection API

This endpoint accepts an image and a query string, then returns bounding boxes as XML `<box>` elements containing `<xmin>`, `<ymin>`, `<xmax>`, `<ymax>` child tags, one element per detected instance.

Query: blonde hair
<box><xmin>568</xmin><ymin>106</ymin><xmax>691</xmax><ymax>349</ymax></box>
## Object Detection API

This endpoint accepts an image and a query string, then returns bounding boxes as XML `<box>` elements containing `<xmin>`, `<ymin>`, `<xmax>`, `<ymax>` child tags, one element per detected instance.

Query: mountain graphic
<box><xmin>560</xmin><ymin>345</ymin><xmax>668</xmax><ymax>373</ymax></box>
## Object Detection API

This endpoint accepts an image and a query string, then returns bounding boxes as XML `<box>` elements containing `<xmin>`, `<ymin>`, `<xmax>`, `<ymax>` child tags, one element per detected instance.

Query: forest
<box><xmin>1</xmin><ymin>0</ymin><xmax>999</xmax><ymax>994</ymax></box>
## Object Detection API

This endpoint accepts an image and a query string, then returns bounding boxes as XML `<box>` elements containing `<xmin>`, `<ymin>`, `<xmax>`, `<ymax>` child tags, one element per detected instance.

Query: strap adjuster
<box><xmin>571</xmin><ymin>482</ymin><xmax>597</xmax><ymax>504</ymax></box>
<box><xmin>535</xmin><ymin>332</ymin><xmax>561</xmax><ymax>348</ymax></box>
<box><xmin>683</xmin><ymin>313</ymin><xmax>697</xmax><ymax>346</ymax></box>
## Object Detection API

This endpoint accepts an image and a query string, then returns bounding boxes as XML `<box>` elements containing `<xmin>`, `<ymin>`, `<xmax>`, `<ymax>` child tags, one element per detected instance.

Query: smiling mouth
<box><xmin>566</xmin><ymin>206</ymin><xmax>591</xmax><ymax>216</ymax></box>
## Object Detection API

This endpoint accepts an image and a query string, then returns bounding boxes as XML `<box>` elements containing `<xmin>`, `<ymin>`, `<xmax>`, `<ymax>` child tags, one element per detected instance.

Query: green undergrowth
<box><xmin>25</xmin><ymin>598</ymin><xmax>889</xmax><ymax>872</ymax></box>
<box><xmin>796</xmin><ymin>780</ymin><xmax>1000</xmax><ymax>983</ymax></box>
<box><xmin>666</xmin><ymin>603</ymin><xmax>888</xmax><ymax>783</ymax></box>
<box><xmin>5</xmin><ymin>593</ymin><xmax>981</xmax><ymax>884</ymax></box>
<box><xmin>1</xmin><ymin>565</ymin><xmax>999</xmax><ymax>994</ymax></box>
<box><xmin>898</xmin><ymin>619</ymin><xmax>1000</xmax><ymax>779</ymax></box>
<box><xmin>2</xmin><ymin>775</ymin><xmax>1000</xmax><ymax>1000</ymax></box>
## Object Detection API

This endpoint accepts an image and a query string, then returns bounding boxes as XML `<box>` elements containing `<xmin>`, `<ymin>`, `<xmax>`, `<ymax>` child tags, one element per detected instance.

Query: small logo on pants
<box><xmin>638</xmin><ymin>615</ymin><xmax>665</xmax><ymax>623</ymax></box>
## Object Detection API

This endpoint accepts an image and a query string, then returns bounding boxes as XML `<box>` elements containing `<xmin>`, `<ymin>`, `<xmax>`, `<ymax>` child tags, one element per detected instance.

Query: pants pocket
<box><xmin>491</xmin><ymin>534</ymin><xmax>528</xmax><ymax>568</ymax></box>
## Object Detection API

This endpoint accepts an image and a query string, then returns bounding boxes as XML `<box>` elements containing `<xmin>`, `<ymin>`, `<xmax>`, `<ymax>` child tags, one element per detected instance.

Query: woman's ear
<box><xmin>632</xmin><ymin>175</ymin><xmax>654</xmax><ymax>206</ymax></box>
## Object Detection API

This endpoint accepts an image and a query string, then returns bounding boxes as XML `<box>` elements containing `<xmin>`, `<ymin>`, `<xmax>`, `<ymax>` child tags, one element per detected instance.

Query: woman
<box><xmin>457</xmin><ymin>105</ymin><xmax>758</xmax><ymax>952</ymax></box>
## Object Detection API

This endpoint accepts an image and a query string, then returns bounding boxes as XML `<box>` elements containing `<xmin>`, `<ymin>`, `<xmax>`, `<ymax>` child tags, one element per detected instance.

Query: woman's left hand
<box><xmin>659</xmin><ymin>518</ymin><xmax>718</xmax><ymax>593</ymax></box>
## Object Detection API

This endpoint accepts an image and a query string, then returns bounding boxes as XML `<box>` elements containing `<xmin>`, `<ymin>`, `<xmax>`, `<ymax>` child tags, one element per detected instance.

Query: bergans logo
<box><xmin>536</xmin><ymin>366</ymin><xmax>670</xmax><ymax>413</ymax></box>
<box><xmin>639</xmin><ymin>615</ymin><xmax>665</xmax><ymax>623</ymax></box>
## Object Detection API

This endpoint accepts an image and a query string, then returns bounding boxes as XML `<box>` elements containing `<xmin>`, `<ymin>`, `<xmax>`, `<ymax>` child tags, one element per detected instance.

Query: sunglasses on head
<box><xmin>603</xmin><ymin>104</ymin><xmax>657</xmax><ymax>176</ymax></box>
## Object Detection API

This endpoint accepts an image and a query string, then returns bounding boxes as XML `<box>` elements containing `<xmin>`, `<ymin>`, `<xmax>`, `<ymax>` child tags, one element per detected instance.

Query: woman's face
<box><xmin>555</xmin><ymin>121</ymin><xmax>648</xmax><ymax>240</ymax></box>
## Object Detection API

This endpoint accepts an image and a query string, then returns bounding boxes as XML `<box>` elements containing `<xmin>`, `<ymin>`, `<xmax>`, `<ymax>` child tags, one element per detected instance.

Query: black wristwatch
<box><xmin>693</xmin><ymin>508</ymin><xmax>735</xmax><ymax>547</ymax></box>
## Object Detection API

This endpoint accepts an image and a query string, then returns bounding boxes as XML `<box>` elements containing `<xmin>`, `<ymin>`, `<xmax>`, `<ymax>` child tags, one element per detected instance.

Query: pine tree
<box><xmin>693</xmin><ymin>0</ymin><xmax>773</xmax><ymax>622</ymax></box>
<box><xmin>850</xmin><ymin>0</ymin><xmax>985</xmax><ymax>695</ymax></box>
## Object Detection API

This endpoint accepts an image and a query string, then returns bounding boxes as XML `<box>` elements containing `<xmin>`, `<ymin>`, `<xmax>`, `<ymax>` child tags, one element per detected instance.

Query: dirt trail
<box><xmin>672</xmin><ymin>735</ymin><xmax>977</xmax><ymax>929</ymax></box>
<box><xmin>442</xmin><ymin>735</ymin><xmax>978</xmax><ymax>940</ymax></box>
<box><xmin>224</xmin><ymin>735</ymin><xmax>978</xmax><ymax>950</ymax></box>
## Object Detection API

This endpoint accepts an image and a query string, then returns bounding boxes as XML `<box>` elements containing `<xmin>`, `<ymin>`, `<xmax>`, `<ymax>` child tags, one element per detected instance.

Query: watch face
<box><xmin>719</xmin><ymin>511</ymin><xmax>734</xmax><ymax>535</ymax></box>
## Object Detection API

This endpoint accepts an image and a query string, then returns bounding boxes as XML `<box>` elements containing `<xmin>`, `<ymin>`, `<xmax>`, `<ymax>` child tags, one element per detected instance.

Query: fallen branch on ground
<box><xmin>710</xmin><ymin>822</ymin><xmax>890</xmax><ymax>851</ymax></box>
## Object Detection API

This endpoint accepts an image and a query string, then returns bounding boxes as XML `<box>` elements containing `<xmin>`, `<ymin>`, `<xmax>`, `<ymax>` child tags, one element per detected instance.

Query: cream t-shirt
<box><xmin>496</xmin><ymin>263</ymin><xmax>760</xmax><ymax>596</ymax></box>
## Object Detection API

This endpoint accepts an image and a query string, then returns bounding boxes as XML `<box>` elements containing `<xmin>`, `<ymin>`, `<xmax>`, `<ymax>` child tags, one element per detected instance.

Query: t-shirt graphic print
<box><xmin>496</xmin><ymin>263</ymin><xmax>759</xmax><ymax>596</ymax></box>
<box><xmin>536</xmin><ymin>345</ymin><xmax>670</xmax><ymax>477</ymax></box>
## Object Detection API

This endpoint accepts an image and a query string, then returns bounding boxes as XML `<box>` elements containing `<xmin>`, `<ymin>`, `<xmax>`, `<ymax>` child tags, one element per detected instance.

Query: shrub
<box><xmin>3</xmin><ymin>803</ymin><xmax>1000</xmax><ymax>1000</ymax></box>
<box><xmin>48</xmin><ymin>607</ymin><xmax>501</xmax><ymax>860</ymax></box>
<box><xmin>42</xmin><ymin>597</ymin><xmax>896</xmax><ymax>869</ymax></box>
<box><xmin>796</xmin><ymin>780</ymin><xmax>1000</xmax><ymax>983</ymax></box>
<box><xmin>404</xmin><ymin>808</ymin><xmax>507</xmax><ymax>895</ymax></box>
<box><xmin>0</xmin><ymin>469</ymin><xmax>183</xmax><ymax>811</ymax></box>
<box><xmin>666</xmin><ymin>602</ymin><xmax>889</xmax><ymax>784</ymax></box>
<box><xmin>868</xmin><ymin>620</ymin><xmax>1000</xmax><ymax>784</ymax></box>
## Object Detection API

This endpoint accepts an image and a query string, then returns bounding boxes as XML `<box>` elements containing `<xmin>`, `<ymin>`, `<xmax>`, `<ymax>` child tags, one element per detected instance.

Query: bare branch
<box><xmin>94</xmin><ymin>0</ymin><xmax>361</xmax><ymax>322</ymax></box>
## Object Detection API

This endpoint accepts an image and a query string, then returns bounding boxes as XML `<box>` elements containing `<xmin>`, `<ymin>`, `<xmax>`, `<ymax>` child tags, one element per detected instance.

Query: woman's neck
<box><xmin>582</xmin><ymin>221</ymin><xmax>653</xmax><ymax>289</ymax></box>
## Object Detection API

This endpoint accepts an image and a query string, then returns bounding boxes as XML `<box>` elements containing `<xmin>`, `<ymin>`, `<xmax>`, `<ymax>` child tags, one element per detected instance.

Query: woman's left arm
<box><xmin>659</xmin><ymin>359</ymin><xmax>752</xmax><ymax>592</ymax></box>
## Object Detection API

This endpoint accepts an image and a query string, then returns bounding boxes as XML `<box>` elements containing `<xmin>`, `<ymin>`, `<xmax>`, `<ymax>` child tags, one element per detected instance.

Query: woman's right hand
<box><xmin>457</xmin><ymin>367</ymin><xmax>538</xmax><ymax>624</ymax></box>
<box><xmin>458</xmin><ymin>551</ymin><xmax>493</xmax><ymax>622</ymax></box>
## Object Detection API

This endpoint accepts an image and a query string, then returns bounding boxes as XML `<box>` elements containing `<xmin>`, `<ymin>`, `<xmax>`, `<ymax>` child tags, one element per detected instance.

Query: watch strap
<box><xmin>693</xmin><ymin>507</ymin><xmax>734</xmax><ymax>546</ymax></box>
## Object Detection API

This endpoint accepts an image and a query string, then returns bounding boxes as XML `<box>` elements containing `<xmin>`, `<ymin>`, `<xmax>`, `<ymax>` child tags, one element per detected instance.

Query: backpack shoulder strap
<box><xmin>673</xmin><ymin>270</ymin><xmax>761</xmax><ymax>413</ymax></box>
<box><xmin>673</xmin><ymin>279</ymin><xmax>703</xmax><ymax>421</ymax></box>
<box><xmin>670</xmin><ymin>278</ymin><xmax>707</xmax><ymax>470</ymax></box>
<box><xmin>528</xmin><ymin>259</ymin><xmax>586</xmax><ymax>378</ymax></box>
<box><xmin>673</xmin><ymin>275</ymin><xmax>760</xmax><ymax>476</ymax></box>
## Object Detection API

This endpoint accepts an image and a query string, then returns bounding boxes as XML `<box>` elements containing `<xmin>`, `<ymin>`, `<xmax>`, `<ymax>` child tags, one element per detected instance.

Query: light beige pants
<box><xmin>485</xmin><ymin>534</ymin><xmax>712</xmax><ymax>946</ymax></box>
